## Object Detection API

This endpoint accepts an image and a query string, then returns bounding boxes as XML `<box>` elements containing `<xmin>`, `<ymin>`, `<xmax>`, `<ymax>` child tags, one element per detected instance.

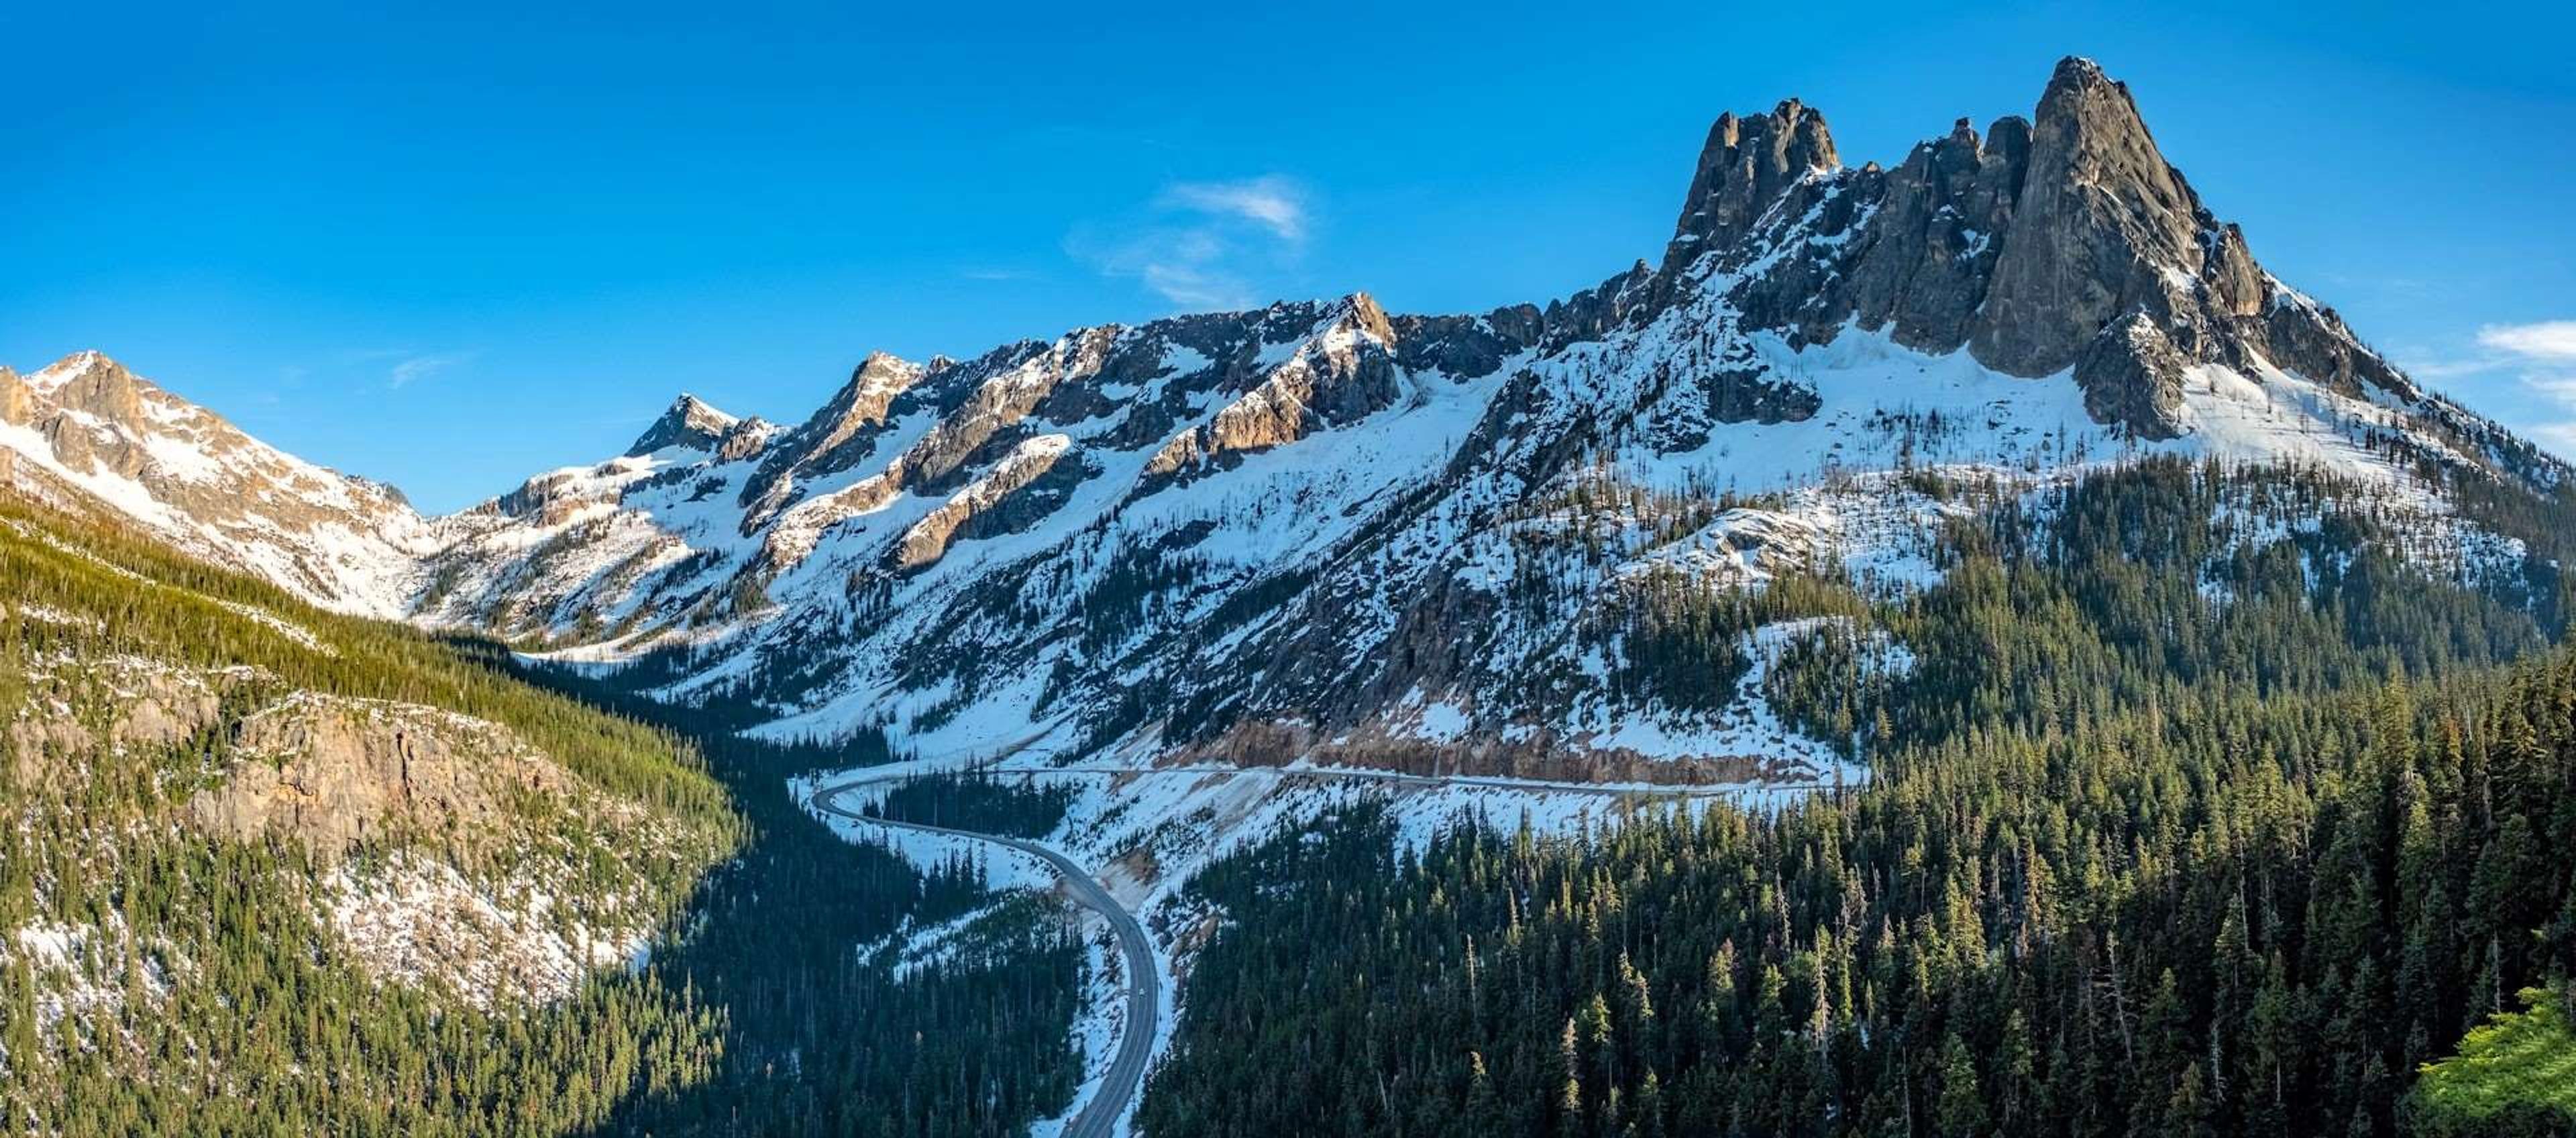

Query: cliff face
<box><xmin>188</xmin><ymin>692</ymin><xmax>576</xmax><ymax>862</ymax></box>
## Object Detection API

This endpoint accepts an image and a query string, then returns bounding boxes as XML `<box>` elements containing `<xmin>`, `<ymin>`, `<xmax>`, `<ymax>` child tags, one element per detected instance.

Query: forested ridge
<box><xmin>0</xmin><ymin>497</ymin><xmax>735</xmax><ymax>1133</ymax></box>
<box><xmin>0</xmin><ymin>498</ymin><xmax>1088</xmax><ymax>1137</ymax></box>
<box><xmin>1141</xmin><ymin>651</ymin><xmax>2576</xmax><ymax>1137</ymax></box>
<box><xmin>1138</xmin><ymin>462</ymin><xmax>2576</xmax><ymax>1137</ymax></box>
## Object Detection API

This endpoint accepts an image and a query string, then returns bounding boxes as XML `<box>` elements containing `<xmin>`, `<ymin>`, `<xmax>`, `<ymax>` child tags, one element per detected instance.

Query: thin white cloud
<box><xmin>1067</xmin><ymin>174</ymin><xmax>1312</xmax><ymax>310</ymax></box>
<box><xmin>2391</xmin><ymin>320</ymin><xmax>2576</xmax><ymax>462</ymax></box>
<box><xmin>2388</xmin><ymin>354</ymin><xmax>2491</xmax><ymax>381</ymax></box>
<box><xmin>2533</xmin><ymin>421</ymin><xmax>2576</xmax><ymax>458</ymax></box>
<box><xmin>1065</xmin><ymin>223</ymin><xmax>1256</xmax><ymax>309</ymax></box>
<box><xmin>2477</xmin><ymin>320</ymin><xmax>2576</xmax><ymax>361</ymax></box>
<box><xmin>1158</xmin><ymin>176</ymin><xmax>1308</xmax><ymax>242</ymax></box>
<box><xmin>387</xmin><ymin>351</ymin><xmax>476</xmax><ymax>388</ymax></box>
<box><xmin>2453</xmin><ymin>322</ymin><xmax>2576</xmax><ymax>460</ymax></box>
<box><xmin>1140</xmin><ymin>261</ymin><xmax>1252</xmax><ymax>311</ymax></box>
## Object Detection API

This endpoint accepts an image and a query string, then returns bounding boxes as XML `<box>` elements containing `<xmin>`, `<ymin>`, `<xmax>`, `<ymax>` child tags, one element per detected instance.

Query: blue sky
<box><xmin>6</xmin><ymin>1</ymin><xmax>2571</xmax><ymax>511</ymax></box>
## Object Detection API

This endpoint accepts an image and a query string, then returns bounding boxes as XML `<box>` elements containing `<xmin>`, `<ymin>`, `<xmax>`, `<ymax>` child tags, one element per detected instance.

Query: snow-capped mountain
<box><xmin>0</xmin><ymin>350</ymin><xmax>437</xmax><ymax>616</ymax></box>
<box><xmin>9</xmin><ymin>58</ymin><xmax>2567</xmax><ymax>778</ymax></box>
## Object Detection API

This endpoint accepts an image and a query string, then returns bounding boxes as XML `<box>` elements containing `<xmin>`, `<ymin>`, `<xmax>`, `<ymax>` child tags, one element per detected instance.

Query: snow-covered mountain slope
<box><xmin>14</xmin><ymin>58</ymin><xmax>2570</xmax><ymax>783</ymax></box>
<box><xmin>0</xmin><ymin>351</ymin><xmax>437</xmax><ymax>616</ymax></box>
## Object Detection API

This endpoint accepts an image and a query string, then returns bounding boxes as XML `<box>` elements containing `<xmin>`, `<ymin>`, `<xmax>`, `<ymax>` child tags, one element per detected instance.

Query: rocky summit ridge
<box><xmin>5</xmin><ymin>57</ymin><xmax>2567</xmax><ymax>774</ymax></box>
<box><xmin>1678</xmin><ymin>56</ymin><xmax>2421</xmax><ymax>440</ymax></box>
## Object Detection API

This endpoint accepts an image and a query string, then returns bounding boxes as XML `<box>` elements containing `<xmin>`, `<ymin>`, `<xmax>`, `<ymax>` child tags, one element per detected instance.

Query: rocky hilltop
<box><xmin>5</xmin><ymin>58</ymin><xmax>2567</xmax><ymax>780</ymax></box>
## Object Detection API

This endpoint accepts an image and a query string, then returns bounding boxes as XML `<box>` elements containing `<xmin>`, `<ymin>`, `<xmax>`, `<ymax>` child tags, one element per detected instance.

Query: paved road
<box><xmin>812</xmin><ymin>774</ymin><xmax>1156</xmax><ymax>1138</ymax></box>
<box><xmin>807</xmin><ymin>757</ymin><xmax>1841</xmax><ymax>1135</ymax></box>
<box><xmin>969</xmin><ymin>760</ymin><xmax>1841</xmax><ymax>800</ymax></box>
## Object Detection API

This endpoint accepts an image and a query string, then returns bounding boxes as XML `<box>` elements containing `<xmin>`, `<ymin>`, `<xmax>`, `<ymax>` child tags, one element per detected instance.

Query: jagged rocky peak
<box><xmin>855</xmin><ymin>347</ymin><xmax>924</xmax><ymax>385</ymax></box>
<box><xmin>1684</xmin><ymin>56</ymin><xmax>2402</xmax><ymax>440</ymax></box>
<box><xmin>1972</xmin><ymin>56</ymin><xmax>2211</xmax><ymax>376</ymax></box>
<box><xmin>1960</xmin><ymin>56</ymin><xmax>2331</xmax><ymax>434</ymax></box>
<box><xmin>28</xmin><ymin>349</ymin><xmax>148</xmax><ymax>423</ymax></box>
<box><xmin>1331</xmin><ymin>290</ymin><xmax>1397</xmax><ymax>346</ymax></box>
<box><xmin>1822</xmin><ymin>113</ymin><xmax>2030</xmax><ymax>352</ymax></box>
<box><xmin>798</xmin><ymin>350</ymin><xmax>926</xmax><ymax>447</ymax></box>
<box><xmin>626</xmin><ymin>393</ymin><xmax>741</xmax><ymax>456</ymax></box>
<box><xmin>1664</xmin><ymin>98</ymin><xmax>1839</xmax><ymax>268</ymax></box>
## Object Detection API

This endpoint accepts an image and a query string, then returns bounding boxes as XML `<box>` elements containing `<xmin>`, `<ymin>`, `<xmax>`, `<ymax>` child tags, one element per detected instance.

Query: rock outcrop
<box><xmin>1144</xmin><ymin>295</ymin><xmax>1407</xmax><ymax>484</ymax></box>
<box><xmin>1665</xmin><ymin>100</ymin><xmax>1839</xmax><ymax>269</ymax></box>
<box><xmin>0</xmin><ymin>366</ymin><xmax>30</xmax><ymax>425</ymax></box>
<box><xmin>771</xmin><ymin>350</ymin><xmax>930</xmax><ymax>481</ymax></box>
<box><xmin>1972</xmin><ymin>58</ymin><xmax>2207</xmax><ymax>377</ymax></box>
<box><xmin>6</xmin><ymin>656</ymin><xmax>579</xmax><ymax>870</ymax></box>
<box><xmin>3</xmin><ymin>656</ymin><xmax>241</xmax><ymax>786</ymax></box>
<box><xmin>892</xmin><ymin>434</ymin><xmax>1075</xmax><ymax>571</ymax></box>
<box><xmin>626</xmin><ymin>393</ymin><xmax>741</xmax><ymax>456</ymax></box>
<box><xmin>1842</xmin><ymin>115</ymin><xmax>2029</xmax><ymax>352</ymax></box>
<box><xmin>1676</xmin><ymin>56</ymin><xmax>2434</xmax><ymax>439</ymax></box>
<box><xmin>187</xmin><ymin>692</ymin><xmax>572</xmax><ymax>862</ymax></box>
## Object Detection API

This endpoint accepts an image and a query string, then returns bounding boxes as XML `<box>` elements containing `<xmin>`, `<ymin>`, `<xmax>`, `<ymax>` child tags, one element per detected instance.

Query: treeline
<box><xmin>1764</xmin><ymin>460</ymin><xmax>2565</xmax><ymax>760</ymax></box>
<box><xmin>484</xmin><ymin>653</ymin><xmax>1089</xmax><ymax>1138</ymax></box>
<box><xmin>1138</xmin><ymin>654</ymin><xmax>2576</xmax><ymax>1136</ymax></box>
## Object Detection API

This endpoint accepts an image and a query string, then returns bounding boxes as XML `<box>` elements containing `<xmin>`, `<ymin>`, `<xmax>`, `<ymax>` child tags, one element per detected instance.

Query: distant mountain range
<box><xmin>5</xmin><ymin>56</ymin><xmax>2566</xmax><ymax>782</ymax></box>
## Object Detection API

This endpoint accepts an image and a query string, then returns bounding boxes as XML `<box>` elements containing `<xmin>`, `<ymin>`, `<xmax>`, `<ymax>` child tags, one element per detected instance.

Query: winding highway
<box><xmin>806</xmin><ymin>758</ymin><xmax>1846</xmax><ymax>1135</ymax></box>
<box><xmin>811</xmin><ymin>773</ymin><xmax>1157</xmax><ymax>1138</ymax></box>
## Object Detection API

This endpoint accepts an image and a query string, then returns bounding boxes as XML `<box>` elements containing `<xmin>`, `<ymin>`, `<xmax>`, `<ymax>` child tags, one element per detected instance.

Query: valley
<box><xmin>3</xmin><ymin>52</ymin><xmax>2571</xmax><ymax>1138</ymax></box>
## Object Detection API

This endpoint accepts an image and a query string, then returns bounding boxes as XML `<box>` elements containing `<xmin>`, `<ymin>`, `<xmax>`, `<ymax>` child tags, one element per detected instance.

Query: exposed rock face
<box><xmin>767</xmin><ymin>350</ymin><xmax>929</xmax><ymax>484</ymax></box>
<box><xmin>1666</xmin><ymin>100</ymin><xmax>1839</xmax><ymax>268</ymax></box>
<box><xmin>893</xmin><ymin>434</ymin><xmax>1075</xmax><ymax>571</ymax></box>
<box><xmin>1542</xmin><ymin>260</ymin><xmax>1658</xmax><ymax>348</ymax></box>
<box><xmin>1144</xmin><ymin>295</ymin><xmax>1408</xmax><ymax>484</ymax></box>
<box><xmin>2076</xmin><ymin>314</ymin><xmax>2192</xmax><ymax>434</ymax></box>
<box><xmin>714</xmin><ymin>417</ymin><xmax>775</xmax><ymax>462</ymax></box>
<box><xmin>4</xmin><ymin>654</ymin><xmax>575</xmax><ymax>869</ymax></box>
<box><xmin>2257</xmin><ymin>291</ymin><xmax>2418</xmax><ymax>399</ymax></box>
<box><xmin>625</xmin><ymin>394</ymin><xmax>740</xmax><ymax>456</ymax></box>
<box><xmin>904</xmin><ymin>333</ymin><xmax>1108</xmax><ymax>491</ymax></box>
<box><xmin>187</xmin><ymin>692</ymin><xmax>570</xmax><ymax>862</ymax></box>
<box><xmin>1972</xmin><ymin>58</ymin><xmax>2204</xmax><ymax>376</ymax></box>
<box><xmin>38</xmin><ymin>350</ymin><xmax>149</xmax><ymax>424</ymax></box>
<box><xmin>1682</xmin><ymin>56</ymin><xmax>2433</xmax><ymax>440</ymax></box>
<box><xmin>1842</xmin><ymin>116</ymin><xmax>2029</xmax><ymax>351</ymax></box>
<box><xmin>0</xmin><ymin>366</ymin><xmax>30</xmax><ymax>425</ymax></box>
<box><xmin>1387</xmin><ymin>309</ymin><xmax>1539</xmax><ymax>378</ymax></box>
<box><xmin>3</xmin><ymin>656</ymin><xmax>239</xmax><ymax>786</ymax></box>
